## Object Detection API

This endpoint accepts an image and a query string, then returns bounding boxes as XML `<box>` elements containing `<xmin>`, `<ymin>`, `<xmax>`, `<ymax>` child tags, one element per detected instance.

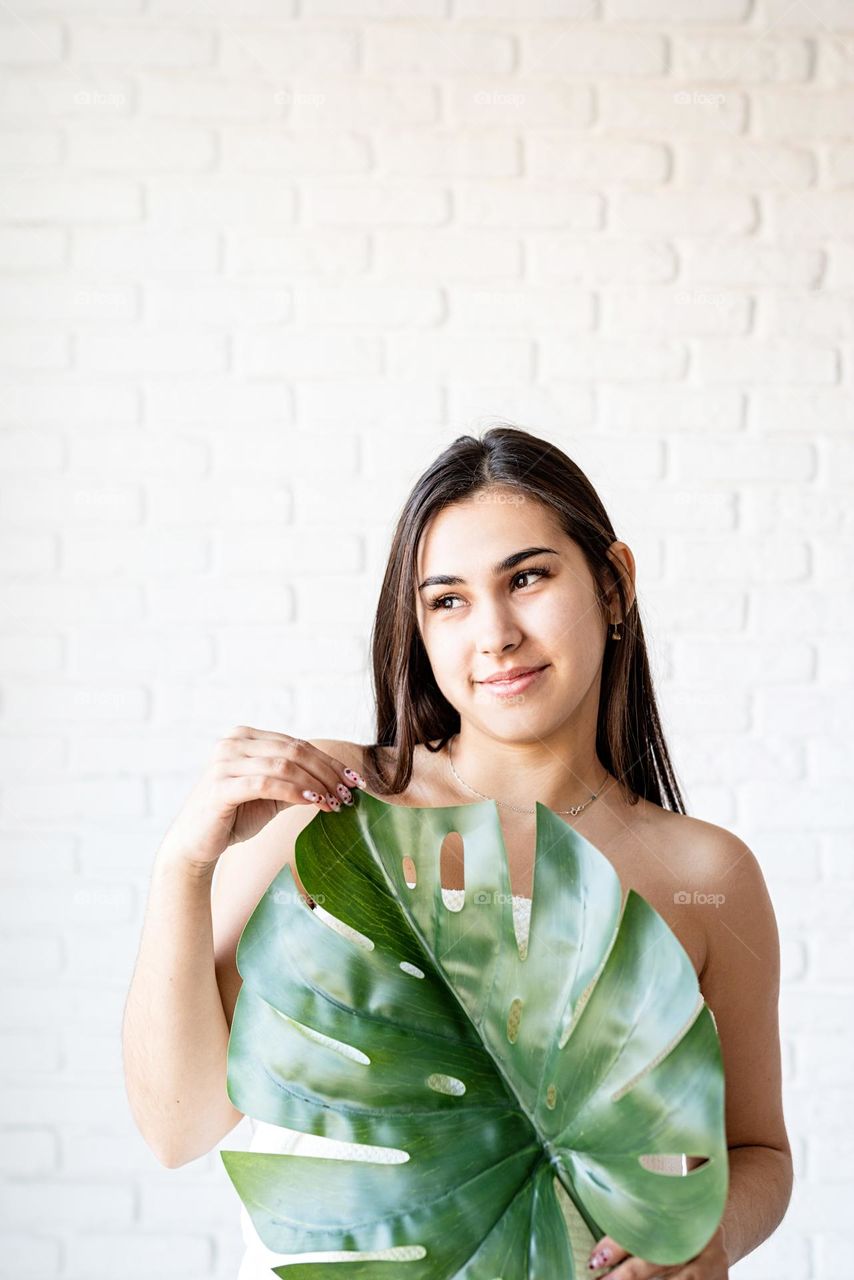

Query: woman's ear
<box><xmin>605</xmin><ymin>541</ymin><xmax>637</xmax><ymax>619</ymax></box>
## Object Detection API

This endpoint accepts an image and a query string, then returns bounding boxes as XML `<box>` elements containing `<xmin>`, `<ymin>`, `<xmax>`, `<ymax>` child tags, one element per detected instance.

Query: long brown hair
<box><xmin>362</xmin><ymin>425</ymin><xmax>687</xmax><ymax>814</ymax></box>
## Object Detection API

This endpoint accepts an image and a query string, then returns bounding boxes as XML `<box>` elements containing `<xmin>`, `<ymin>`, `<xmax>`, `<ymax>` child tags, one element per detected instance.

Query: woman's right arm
<box><xmin>120</xmin><ymin>728</ymin><xmax>365</xmax><ymax>1169</ymax></box>
<box><xmin>121</xmin><ymin>846</ymin><xmax>242</xmax><ymax>1168</ymax></box>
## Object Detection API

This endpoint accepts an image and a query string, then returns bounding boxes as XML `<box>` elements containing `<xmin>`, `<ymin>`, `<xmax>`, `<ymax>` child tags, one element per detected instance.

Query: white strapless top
<box><xmin>234</xmin><ymin>888</ymin><xmax>685</xmax><ymax>1278</ymax></box>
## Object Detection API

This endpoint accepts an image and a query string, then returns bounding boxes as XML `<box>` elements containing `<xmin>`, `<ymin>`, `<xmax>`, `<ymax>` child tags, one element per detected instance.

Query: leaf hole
<box><xmin>545</xmin><ymin>1083</ymin><xmax>557</xmax><ymax>1109</ymax></box>
<box><xmin>639</xmin><ymin>1153</ymin><xmax>710</xmax><ymax>1176</ymax></box>
<box><xmin>439</xmin><ymin>829</ymin><xmax>465</xmax><ymax>897</ymax></box>
<box><xmin>400</xmin><ymin>960</ymin><xmax>425</xmax><ymax>979</ymax></box>
<box><xmin>506</xmin><ymin>996</ymin><xmax>523</xmax><ymax>1043</ymax></box>
<box><xmin>402</xmin><ymin>854</ymin><xmax>417</xmax><ymax>889</ymax></box>
<box><xmin>426</xmin><ymin>1072</ymin><xmax>466</xmax><ymax>1097</ymax></box>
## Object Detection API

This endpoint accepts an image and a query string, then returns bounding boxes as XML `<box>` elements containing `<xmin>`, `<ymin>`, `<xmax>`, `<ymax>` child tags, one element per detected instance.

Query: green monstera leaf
<box><xmin>221</xmin><ymin>788</ymin><xmax>728</xmax><ymax>1278</ymax></box>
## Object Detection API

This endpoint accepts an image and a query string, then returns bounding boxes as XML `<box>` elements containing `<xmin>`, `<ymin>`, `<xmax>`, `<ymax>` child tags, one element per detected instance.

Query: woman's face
<box><xmin>414</xmin><ymin>489</ymin><xmax>633</xmax><ymax>741</ymax></box>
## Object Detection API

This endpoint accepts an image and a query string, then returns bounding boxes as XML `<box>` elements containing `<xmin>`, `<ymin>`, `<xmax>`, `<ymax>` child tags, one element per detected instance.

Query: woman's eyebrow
<box><xmin>417</xmin><ymin>546</ymin><xmax>559</xmax><ymax>592</ymax></box>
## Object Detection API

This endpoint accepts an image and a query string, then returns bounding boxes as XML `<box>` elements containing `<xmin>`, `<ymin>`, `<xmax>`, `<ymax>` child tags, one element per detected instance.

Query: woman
<box><xmin>124</xmin><ymin>426</ymin><xmax>793</xmax><ymax>1278</ymax></box>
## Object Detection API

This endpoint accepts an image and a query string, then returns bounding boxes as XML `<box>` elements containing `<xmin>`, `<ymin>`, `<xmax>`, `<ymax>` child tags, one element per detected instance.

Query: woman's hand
<box><xmin>157</xmin><ymin>726</ymin><xmax>367</xmax><ymax>875</ymax></box>
<box><xmin>587</xmin><ymin>1224</ymin><xmax>729</xmax><ymax>1279</ymax></box>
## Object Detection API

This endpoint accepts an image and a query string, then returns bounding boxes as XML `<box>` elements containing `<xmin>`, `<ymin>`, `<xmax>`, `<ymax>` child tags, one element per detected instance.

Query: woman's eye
<box><xmin>427</xmin><ymin>566</ymin><xmax>551</xmax><ymax>612</ymax></box>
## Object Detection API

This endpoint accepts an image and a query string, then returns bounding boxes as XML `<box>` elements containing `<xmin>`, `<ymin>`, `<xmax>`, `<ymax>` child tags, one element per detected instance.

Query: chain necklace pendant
<box><xmin>446</xmin><ymin>735</ymin><xmax>609</xmax><ymax>817</ymax></box>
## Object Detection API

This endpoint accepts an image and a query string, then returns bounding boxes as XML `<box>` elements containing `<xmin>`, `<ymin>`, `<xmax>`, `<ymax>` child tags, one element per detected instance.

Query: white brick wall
<box><xmin>1</xmin><ymin>5</ymin><xmax>851</xmax><ymax>1278</ymax></box>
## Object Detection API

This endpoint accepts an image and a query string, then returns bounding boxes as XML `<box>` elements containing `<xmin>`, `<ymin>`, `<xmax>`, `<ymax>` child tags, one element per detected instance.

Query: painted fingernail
<box><xmin>343</xmin><ymin>768</ymin><xmax>361</xmax><ymax>785</ymax></box>
<box><xmin>589</xmin><ymin>1249</ymin><xmax>610</xmax><ymax>1268</ymax></box>
<box><xmin>336</xmin><ymin>783</ymin><xmax>352</xmax><ymax>802</ymax></box>
<box><xmin>302</xmin><ymin>789</ymin><xmax>320</xmax><ymax>802</ymax></box>
<box><xmin>326</xmin><ymin>794</ymin><xmax>341</xmax><ymax>811</ymax></box>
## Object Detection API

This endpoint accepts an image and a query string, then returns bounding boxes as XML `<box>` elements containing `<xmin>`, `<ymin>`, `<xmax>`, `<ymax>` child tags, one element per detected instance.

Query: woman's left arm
<box><xmin>588</xmin><ymin>833</ymin><xmax>794</xmax><ymax>1277</ymax></box>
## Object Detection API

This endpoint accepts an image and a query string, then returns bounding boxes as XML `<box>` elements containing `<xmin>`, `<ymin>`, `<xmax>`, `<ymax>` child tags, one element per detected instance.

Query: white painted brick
<box><xmin>70</xmin><ymin>22</ymin><xmax>215</xmax><ymax>66</ymax></box>
<box><xmin>0</xmin><ymin>880</ymin><xmax>135</xmax><ymax>928</ymax></box>
<box><xmin>0</xmin><ymin>1233</ymin><xmax>60</xmax><ymax>1276</ymax></box>
<box><xmin>824</xmin><ymin>437</ymin><xmax>854</xmax><ymax>483</ymax></box>
<box><xmin>751</xmin><ymin>585</ymin><xmax>854</xmax><ymax>637</ymax></box>
<box><xmin>0</xmin><ymin>127</ymin><xmax>62</xmax><ymax>166</ymax></box>
<box><xmin>449</xmin><ymin>79</ymin><xmax>593</xmax><ymax>128</ymax></box>
<box><xmin>672</xmin><ymin>34</ymin><xmax>812</xmax><ymax>81</ymax></box>
<box><xmin>73</xmin><ymin>226</ymin><xmax>219</xmax><ymax>275</ymax></box>
<box><xmin>76</xmin><ymin>330</ymin><xmax>227</xmax><ymax>374</ymax></box>
<box><xmin>612</xmin><ymin>190</ymin><xmax>756</xmax><ymax>235</ymax></box>
<box><xmin>447</xmin><ymin>285</ymin><xmax>593</xmax><ymax>332</ymax></box>
<box><xmin>234</xmin><ymin>330</ymin><xmax>382</xmax><ymax>378</ymax></box>
<box><xmin>295</xmin><ymin>283</ymin><xmax>441</xmax><ymax>326</ymax></box>
<box><xmin>644</xmin><ymin>587</ymin><xmax>747</xmax><ymax>637</ymax></box>
<box><xmin>672</xmin><ymin>435</ymin><xmax>816</xmax><ymax>480</ymax></box>
<box><xmin>607</xmin><ymin>0</ymin><xmax>750</xmax><ymax>16</ymax></box>
<box><xmin>0</xmin><ymin>22</ymin><xmax>62</xmax><ymax>64</ymax></box>
<box><xmin>146</xmin><ymin>177</ymin><xmax>297</xmax><ymax>227</ymax></box>
<box><xmin>386</xmin><ymin>332</ymin><xmax>531</xmax><ymax>380</ymax></box>
<box><xmin>67</xmin><ymin>627</ymin><xmax>212</xmax><ymax>686</ymax></box>
<box><xmin>523</xmin><ymin>28</ymin><xmax>666</xmax><ymax>76</ymax></box>
<box><xmin>147</xmin><ymin>683</ymin><xmax>294</xmax><ymax>736</ymax></box>
<box><xmin>137</xmin><ymin>75</ymin><xmax>282</xmax><ymax>120</ymax></box>
<box><xmin>447</xmin><ymin>383</ymin><xmax>594</xmax><ymax>431</ymax></box>
<box><xmin>376</xmin><ymin>130</ymin><xmax>518</xmax><ymax>177</ymax></box>
<box><xmin>145</xmin><ymin>281</ymin><xmax>292</xmax><ymax>326</ymax></box>
<box><xmin>0</xmin><ymin>279</ymin><xmax>138</xmax><ymax>322</ymax></box>
<box><xmin>0</xmin><ymin>429</ymin><xmax>62</xmax><ymax>471</ymax></box>
<box><xmin>694</xmin><ymin>340</ymin><xmax>838</xmax><ymax>386</ymax></box>
<box><xmin>816</xmin><ymin>31</ymin><xmax>854</xmax><ymax>82</ymax></box>
<box><xmin>287</xmin><ymin>79</ymin><xmax>438</xmax><ymax>129</ymax></box>
<box><xmin>679</xmin><ymin>241</ymin><xmax>824</xmax><ymax>287</ymax></box>
<box><xmin>675</xmin><ymin>140</ymin><xmax>816</xmax><ymax>188</ymax></box>
<box><xmin>146</xmin><ymin>479</ymin><xmax>291</xmax><ymax>525</ymax></box>
<box><xmin>0</xmin><ymin>380</ymin><xmax>139</xmax><ymax>425</ymax></box>
<box><xmin>456</xmin><ymin>182</ymin><xmax>602</xmax><ymax>229</ymax></box>
<box><xmin>756</xmin><ymin>292</ymin><xmax>854</xmax><ymax>341</ymax></box>
<box><xmin>530</xmin><ymin>235</ymin><xmax>676</xmax><ymax>285</ymax></box>
<box><xmin>2</xmin><ymin>175</ymin><xmax>141</xmax><ymax>220</ymax></box>
<box><xmin>305</xmin><ymin>182</ymin><xmax>449</xmax><ymax>225</ymax></box>
<box><xmin>0</xmin><ymin>833</ymin><xmax>75</xmax><ymax>878</ymax></box>
<box><xmin>302</xmin><ymin>0</ymin><xmax>443</xmax><ymax>15</ymax></box>
<box><xmin>0</xmin><ymin>530</ymin><xmax>57</xmax><ymax>574</ymax></box>
<box><xmin>0</xmin><ymin>938</ymin><xmax>63</xmax><ymax>979</ymax></box>
<box><xmin>0</xmin><ymin>73</ymin><xmax>134</xmax><ymax>115</ymax></box>
<box><xmin>145</xmin><ymin>378</ymin><xmax>292</xmax><ymax>424</ymax></box>
<box><xmin>0</xmin><ymin>331</ymin><xmax>69</xmax><ymax>369</ymax></box>
<box><xmin>365</xmin><ymin>25</ymin><xmax>515</xmax><ymax>74</ymax></box>
<box><xmin>756</xmin><ymin>88</ymin><xmax>854</xmax><ymax>138</ymax></box>
<box><xmin>540</xmin><ymin>337</ymin><xmax>687</xmax><ymax>382</ymax></box>
<box><xmin>599</xmin><ymin>386</ymin><xmax>743</xmax><ymax>432</ymax></box>
<box><xmin>225</xmin><ymin>227</ymin><xmax>369</xmax><ymax>275</ymax></box>
<box><xmin>65</xmin><ymin>1232</ymin><xmax>213</xmax><ymax>1275</ymax></box>
<box><xmin>0</xmin><ymin>1178</ymin><xmax>134</xmax><ymax>1228</ymax></box>
<box><xmin>216</xmin><ymin>627</ymin><xmax>360</xmax><ymax>677</ymax></box>
<box><xmin>0</xmin><ymin>580</ymin><xmax>142</xmax><ymax>623</ymax></box>
<box><xmin>454</xmin><ymin>0</ymin><xmax>596</xmax><ymax>14</ymax></box>
<box><xmin>773</xmin><ymin>191</ymin><xmax>854</xmax><ymax>239</ymax></box>
<box><xmin>69</xmin><ymin>429</ymin><xmax>209</xmax><ymax>476</ymax></box>
<box><xmin>827</xmin><ymin>142</ymin><xmax>854</xmax><ymax>186</ymax></box>
<box><xmin>0</xmin><ymin>1125</ymin><xmax>58</xmax><ymax>1173</ymax></box>
<box><xmin>66</xmin><ymin>121</ymin><xmax>216</xmax><ymax>170</ymax></box>
<box><xmin>0</xmin><ymin>226</ymin><xmax>66</xmax><ymax>270</ymax></box>
<box><xmin>209</xmin><ymin>424</ymin><xmax>358</xmax><ymax>478</ymax></box>
<box><xmin>741</xmin><ymin>486</ymin><xmax>851</xmax><ymax>535</ymax></box>
<box><xmin>298</xmin><ymin>377</ymin><xmax>442</xmax><ymax>424</ymax></box>
<box><xmin>600</xmin><ymin>85</ymin><xmax>748</xmax><ymax>134</ymax></box>
<box><xmin>816</xmin><ymin>642</ymin><xmax>854</xmax><ymax>684</ymax></box>
<box><xmin>216</xmin><ymin>24</ymin><xmax>357</xmax><ymax>77</ymax></box>
<box><xmin>672</xmin><ymin>535</ymin><xmax>810</xmax><ymax>584</ymax></box>
<box><xmin>375</xmin><ymin>228</ymin><xmax>522</xmax><ymax>279</ymax></box>
<box><xmin>602</xmin><ymin>286</ymin><xmax>751</xmax><ymax>336</ymax></box>
<box><xmin>2</xmin><ymin>677</ymin><xmax>146</xmax><ymax>721</ymax></box>
<box><xmin>66</xmin><ymin>528</ymin><xmax>209</xmax><ymax>576</ymax></box>
<box><xmin>221</xmin><ymin>127</ymin><xmax>370</xmax><ymax>173</ymax></box>
<box><xmin>525</xmin><ymin>136</ymin><xmax>669</xmax><ymax>185</ymax></box>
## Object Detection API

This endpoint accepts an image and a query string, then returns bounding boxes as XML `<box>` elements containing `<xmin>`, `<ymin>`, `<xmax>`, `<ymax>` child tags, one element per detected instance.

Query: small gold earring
<box><xmin>610</xmin><ymin>618</ymin><xmax>622</xmax><ymax>641</ymax></box>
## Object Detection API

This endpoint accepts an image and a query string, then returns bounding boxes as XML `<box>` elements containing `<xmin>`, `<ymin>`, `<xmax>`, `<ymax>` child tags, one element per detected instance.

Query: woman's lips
<box><xmin>479</xmin><ymin>665</ymin><xmax>549</xmax><ymax>697</ymax></box>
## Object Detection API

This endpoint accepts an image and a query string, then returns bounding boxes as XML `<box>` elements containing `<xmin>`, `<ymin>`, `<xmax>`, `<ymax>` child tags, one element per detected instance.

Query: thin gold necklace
<box><xmin>446</xmin><ymin>734</ymin><xmax>611</xmax><ymax>817</ymax></box>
